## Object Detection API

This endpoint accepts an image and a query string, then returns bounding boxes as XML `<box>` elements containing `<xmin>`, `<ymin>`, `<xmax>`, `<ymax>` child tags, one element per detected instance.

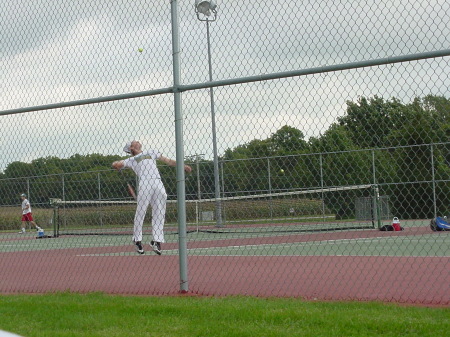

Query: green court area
<box><xmin>177</xmin><ymin>233</ymin><xmax>450</xmax><ymax>257</ymax></box>
<box><xmin>1</xmin><ymin>220</ymin><xmax>448</xmax><ymax>258</ymax></box>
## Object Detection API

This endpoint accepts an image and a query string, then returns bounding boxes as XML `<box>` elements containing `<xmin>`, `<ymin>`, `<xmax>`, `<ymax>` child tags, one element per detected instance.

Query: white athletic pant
<box><xmin>133</xmin><ymin>179</ymin><xmax>167</xmax><ymax>243</ymax></box>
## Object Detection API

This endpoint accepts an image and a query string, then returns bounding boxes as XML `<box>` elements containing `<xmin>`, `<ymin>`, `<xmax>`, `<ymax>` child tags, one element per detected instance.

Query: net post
<box><xmin>49</xmin><ymin>198</ymin><xmax>61</xmax><ymax>238</ymax></box>
<box><xmin>372</xmin><ymin>185</ymin><xmax>382</xmax><ymax>229</ymax></box>
<box><xmin>195</xmin><ymin>200</ymin><xmax>200</xmax><ymax>233</ymax></box>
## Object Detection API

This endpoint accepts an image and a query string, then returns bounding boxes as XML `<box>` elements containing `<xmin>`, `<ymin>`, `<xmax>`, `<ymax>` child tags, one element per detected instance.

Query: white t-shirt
<box><xmin>22</xmin><ymin>199</ymin><xmax>31</xmax><ymax>214</ymax></box>
<box><xmin>123</xmin><ymin>150</ymin><xmax>162</xmax><ymax>181</ymax></box>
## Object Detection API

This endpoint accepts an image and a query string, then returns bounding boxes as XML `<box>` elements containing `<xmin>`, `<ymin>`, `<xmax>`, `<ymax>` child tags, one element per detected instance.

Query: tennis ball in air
<box><xmin>138</xmin><ymin>48</ymin><xmax>143</xmax><ymax>53</ymax></box>
<box><xmin>280</xmin><ymin>169</ymin><xmax>284</xmax><ymax>174</ymax></box>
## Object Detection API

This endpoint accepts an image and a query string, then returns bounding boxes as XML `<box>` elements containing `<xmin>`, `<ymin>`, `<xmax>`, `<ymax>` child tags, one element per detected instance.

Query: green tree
<box><xmin>270</xmin><ymin>125</ymin><xmax>307</xmax><ymax>154</ymax></box>
<box><xmin>309</xmin><ymin>124</ymin><xmax>373</xmax><ymax>219</ymax></box>
<box><xmin>386</xmin><ymin>96</ymin><xmax>450</xmax><ymax>218</ymax></box>
<box><xmin>338</xmin><ymin>96</ymin><xmax>405</xmax><ymax>149</ymax></box>
<box><xmin>3</xmin><ymin>161</ymin><xmax>33</xmax><ymax>178</ymax></box>
<box><xmin>222</xmin><ymin>126</ymin><xmax>309</xmax><ymax>195</ymax></box>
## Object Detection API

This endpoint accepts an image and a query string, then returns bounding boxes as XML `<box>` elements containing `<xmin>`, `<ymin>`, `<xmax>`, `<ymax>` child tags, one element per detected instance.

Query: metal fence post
<box><xmin>320</xmin><ymin>153</ymin><xmax>325</xmax><ymax>221</ymax></box>
<box><xmin>431</xmin><ymin>144</ymin><xmax>437</xmax><ymax>218</ymax></box>
<box><xmin>267</xmin><ymin>157</ymin><xmax>273</xmax><ymax>219</ymax></box>
<box><xmin>171</xmin><ymin>0</ymin><xmax>188</xmax><ymax>293</ymax></box>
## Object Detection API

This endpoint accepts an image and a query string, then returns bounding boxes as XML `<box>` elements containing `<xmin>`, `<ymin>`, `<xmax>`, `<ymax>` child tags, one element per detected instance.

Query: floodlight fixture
<box><xmin>195</xmin><ymin>0</ymin><xmax>217</xmax><ymax>19</ymax></box>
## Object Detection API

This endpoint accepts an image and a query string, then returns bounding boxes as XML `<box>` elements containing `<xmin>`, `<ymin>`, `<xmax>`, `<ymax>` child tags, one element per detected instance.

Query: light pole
<box><xmin>195</xmin><ymin>0</ymin><xmax>223</xmax><ymax>227</ymax></box>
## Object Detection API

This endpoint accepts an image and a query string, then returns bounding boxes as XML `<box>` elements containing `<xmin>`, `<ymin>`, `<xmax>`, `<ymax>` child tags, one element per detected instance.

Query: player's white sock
<box><xmin>21</xmin><ymin>228</ymin><xmax>25</xmax><ymax>233</ymax></box>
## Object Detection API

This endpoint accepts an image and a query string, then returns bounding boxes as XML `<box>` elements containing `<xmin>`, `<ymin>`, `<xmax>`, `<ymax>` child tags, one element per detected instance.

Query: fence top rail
<box><xmin>2</xmin><ymin>49</ymin><xmax>449</xmax><ymax>117</ymax></box>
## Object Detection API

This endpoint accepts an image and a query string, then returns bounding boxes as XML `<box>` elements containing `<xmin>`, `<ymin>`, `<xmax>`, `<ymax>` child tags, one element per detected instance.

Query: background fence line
<box><xmin>1</xmin><ymin>144</ymin><xmax>448</xmax><ymax>229</ymax></box>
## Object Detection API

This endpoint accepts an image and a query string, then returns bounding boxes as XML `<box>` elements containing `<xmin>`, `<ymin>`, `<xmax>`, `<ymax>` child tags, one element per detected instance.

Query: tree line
<box><xmin>0</xmin><ymin>95</ymin><xmax>448</xmax><ymax>219</ymax></box>
<box><xmin>220</xmin><ymin>95</ymin><xmax>449</xmax><ymax>219</ymax></box>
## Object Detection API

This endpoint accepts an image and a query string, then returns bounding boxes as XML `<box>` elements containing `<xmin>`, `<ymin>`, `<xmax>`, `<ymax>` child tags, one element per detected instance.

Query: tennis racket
<box><xmin>119</xmin><ymin>169</ymin><xmax>137</xmax><ymax>200</ymax></box>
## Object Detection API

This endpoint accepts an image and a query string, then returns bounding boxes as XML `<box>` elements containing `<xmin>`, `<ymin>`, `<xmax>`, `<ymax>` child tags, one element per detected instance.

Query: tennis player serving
<box><xmin>112</xmin><ymin>140</ymin><xmax>192</xmax><ymax>255</ymax></box>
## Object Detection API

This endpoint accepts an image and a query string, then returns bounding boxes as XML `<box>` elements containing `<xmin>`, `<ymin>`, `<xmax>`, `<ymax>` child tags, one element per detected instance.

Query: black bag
<box><xmin>380</xmin><ymin>224</ymin><xmax>394</xmax><ymax>231</ymax></box>
<box><xmin>380</xmin><ymin>224</ymin><xmax>404</xmax><ymax>231</ymax></box>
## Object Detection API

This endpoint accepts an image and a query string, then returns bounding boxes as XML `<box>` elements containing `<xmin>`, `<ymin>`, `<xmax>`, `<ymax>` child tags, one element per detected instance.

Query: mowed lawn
<box><xmin>0</xmin><ymin>293</ymin><xmax>448</xmax><ymax>337</ymax></box>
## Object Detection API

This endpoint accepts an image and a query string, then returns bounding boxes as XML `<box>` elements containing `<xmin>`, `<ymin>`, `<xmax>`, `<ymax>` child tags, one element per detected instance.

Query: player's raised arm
<box><xmin>112</xmin><ymin>160</ymin><xmax>125</xmax><ymax>171</ymax></box>
<box><xmin>158</xmin><ymin>155</ymin><xmax>192</xmax><ymax>173</ymax></box>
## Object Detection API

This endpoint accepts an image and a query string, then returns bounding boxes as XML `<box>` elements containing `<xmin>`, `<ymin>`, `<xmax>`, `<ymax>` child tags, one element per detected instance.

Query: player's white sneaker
<box><xmin>133</xmin><ymin>240</ymin><xmax>144</xmax><ymax>255</ymax></box>
<box><xmin>151</xmin><ymin>241</ymin><xmax>162</xmax><ymax>255</ymax></box>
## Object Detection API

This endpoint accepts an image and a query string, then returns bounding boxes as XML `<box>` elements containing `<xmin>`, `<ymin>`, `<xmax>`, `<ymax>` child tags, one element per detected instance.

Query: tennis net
<box><xmin>49</xmin><ymin>184</ymin><xmax>381</xmax><ymax>237</ymax></box>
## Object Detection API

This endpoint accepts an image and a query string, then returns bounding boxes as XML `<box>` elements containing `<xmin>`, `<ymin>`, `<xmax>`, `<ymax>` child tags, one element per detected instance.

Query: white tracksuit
<box><xmin>123</xmin><ymin>150</ymin><xmax>167</xmax><ymax>243</ymax></box>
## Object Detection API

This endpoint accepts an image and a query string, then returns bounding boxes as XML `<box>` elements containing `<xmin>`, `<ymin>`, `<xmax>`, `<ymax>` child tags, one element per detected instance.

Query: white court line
<box><xmin>75</xmin><ymin>247</ymin><xmax>450</xmax><ymax>258</ymax></box>
<box><xmin>68</xmin><ymin>235</ymin><xmax>450</xmax><ymax>257</ymax></box>
<box><xmin>0</xmin><ymin>243</ymin><xmax>123</xmax><ymax>250</ymax></box>
<box><xmin>185</xmin><ymin>236</ymin><xmax>449</xmax><ymax>250</ymax></box>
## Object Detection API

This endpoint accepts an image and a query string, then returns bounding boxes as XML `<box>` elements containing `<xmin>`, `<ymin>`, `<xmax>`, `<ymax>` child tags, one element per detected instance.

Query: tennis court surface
<box><xmin>1</xmin><ymin>219</ymin><xmax>448</xmax><ymax>306</ymax></box>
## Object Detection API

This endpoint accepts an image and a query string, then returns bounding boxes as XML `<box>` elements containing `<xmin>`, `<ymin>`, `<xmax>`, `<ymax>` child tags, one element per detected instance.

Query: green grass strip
<box><xmin>0</xmin><ymin>293</ymin><xmax>448</xmax><ymax>337</ymax></box>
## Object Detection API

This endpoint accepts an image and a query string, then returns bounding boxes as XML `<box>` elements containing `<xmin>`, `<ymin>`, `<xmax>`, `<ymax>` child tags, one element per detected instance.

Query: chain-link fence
<box><xmin>1</xmin><ymin>0</ymin><xmax>449</xmax><ymax>305</ymax></box>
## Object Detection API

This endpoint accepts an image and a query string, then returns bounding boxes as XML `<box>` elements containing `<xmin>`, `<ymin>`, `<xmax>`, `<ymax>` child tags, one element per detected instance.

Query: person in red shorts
<box><xmin>19</xmin><ymin>193</ymin><xmax>42</xmax><ymax>234</ymax></box>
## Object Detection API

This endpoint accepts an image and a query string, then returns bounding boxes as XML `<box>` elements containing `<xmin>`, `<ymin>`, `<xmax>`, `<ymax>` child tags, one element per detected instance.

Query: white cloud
<box><xmin>1</xmin><ymin>0</ymin><xmax>449</xmax><ymax>172</ymax></box>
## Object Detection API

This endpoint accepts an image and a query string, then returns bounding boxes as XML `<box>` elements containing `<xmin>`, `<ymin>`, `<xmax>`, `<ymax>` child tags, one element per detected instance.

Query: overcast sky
<box><xmin>1</xmin><ymin>0</ymin><xmax>449</xmax><ymax>172</ymax></box>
